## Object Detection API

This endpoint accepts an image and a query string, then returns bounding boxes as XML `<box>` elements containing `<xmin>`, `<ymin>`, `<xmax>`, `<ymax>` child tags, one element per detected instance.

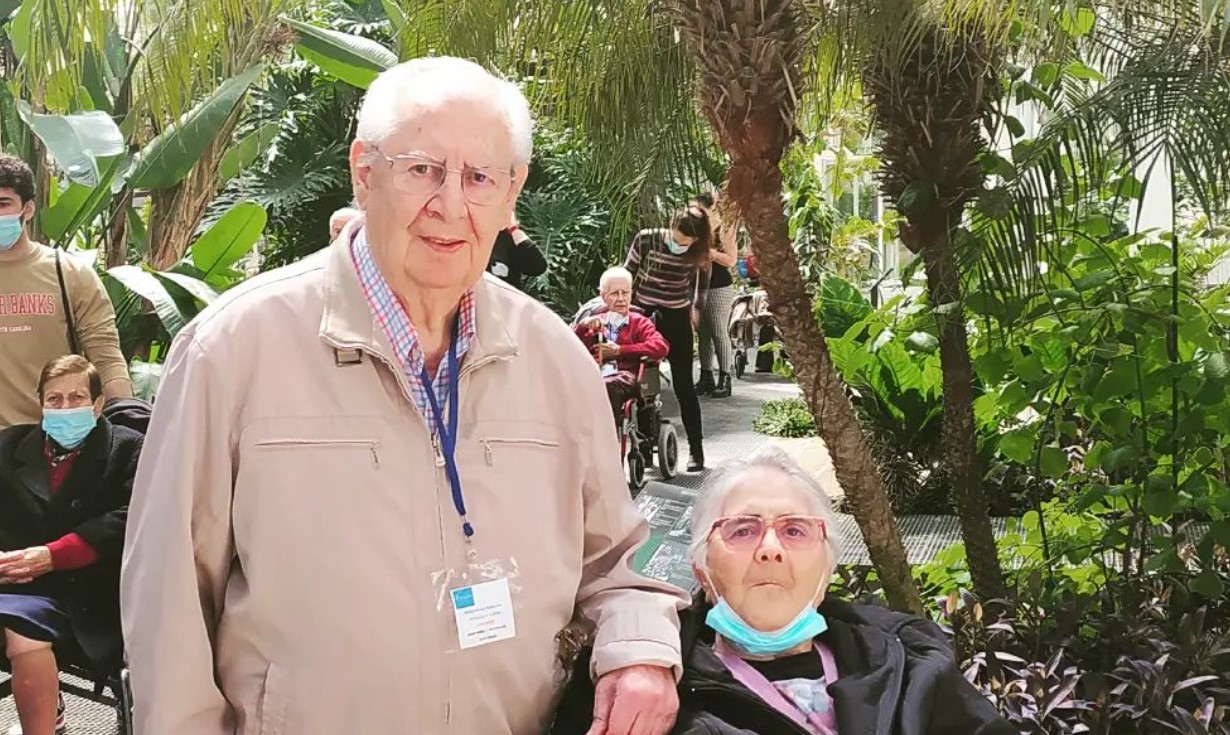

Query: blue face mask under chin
<box><xmin>705</xmin><ymin>596</ymin><xmax>829</xmax><ymax>656</ymax></box>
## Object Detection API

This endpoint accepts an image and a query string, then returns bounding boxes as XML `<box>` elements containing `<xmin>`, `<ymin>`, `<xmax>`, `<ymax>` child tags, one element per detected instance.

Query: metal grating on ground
<box><xmin>0</xmin><ymin>674</ymin><xmax>122</xmax><ymax>734</ymax></box>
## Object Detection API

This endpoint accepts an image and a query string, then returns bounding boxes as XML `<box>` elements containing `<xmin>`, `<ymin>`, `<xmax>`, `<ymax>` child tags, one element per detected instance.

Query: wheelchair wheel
<box><xmin>627</xmin><ymin>450</ymin><xmax>648</xmax><ymax>495</ymax></box>
<box><xmin>734</xmin><ymin>350</ymin><xmax>747</xmax><ymax>379</ymax></box>
<box><xmin>657</xmin><ymin>423</ymin><xmax>679</xmax><ymax>479</ymax></box>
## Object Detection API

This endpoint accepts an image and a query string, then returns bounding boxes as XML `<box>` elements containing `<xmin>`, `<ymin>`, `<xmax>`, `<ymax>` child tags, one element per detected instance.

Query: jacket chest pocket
<box><xmin>252</xmin><ymin>437</ymin><xmax>382</xmax><ymax>468</ymax></box>
<box><xmin>460</xmin><ymin>421</ymin><xmax>579</xmax><ymax>539</ymax></box>
<box><xmin>236</xmin><ymin>418</ymin><xmax>398</xmax><ymax>577</ymax></box>
<box><xmin>476</xmin><ymin>435</ymin><xmax>561</xmax><ymax>467</ymax></box>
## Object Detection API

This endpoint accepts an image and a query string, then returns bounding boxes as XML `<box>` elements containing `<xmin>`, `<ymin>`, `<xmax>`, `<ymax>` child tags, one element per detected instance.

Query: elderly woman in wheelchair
<box><xmin>0</xmin><ymin>356</ymin><xmax>139</xmax><ymax>735</ymax></box>
<box><xmin>574</xmin><ymin>267</ymin><xmax>681</xmax><ymax>487</ymax></box>
<box><xmin>573</xmin><ymin>267</ymin><xmax>669</xmax><ymax>412</ymax></box>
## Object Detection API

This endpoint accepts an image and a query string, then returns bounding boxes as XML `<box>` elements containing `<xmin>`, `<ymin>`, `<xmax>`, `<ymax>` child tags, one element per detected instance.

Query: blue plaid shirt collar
<box><xmin>349</xmin><ymin>227</ymin><xmax>476</xmax><ymax>423</ymax></box>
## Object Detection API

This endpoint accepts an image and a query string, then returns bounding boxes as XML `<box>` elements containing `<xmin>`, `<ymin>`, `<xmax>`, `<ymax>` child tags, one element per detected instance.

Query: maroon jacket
<box><xmin>573</xmin><ymin>309</ymin><xmax>669</xmax><ymax>374</ymax></box>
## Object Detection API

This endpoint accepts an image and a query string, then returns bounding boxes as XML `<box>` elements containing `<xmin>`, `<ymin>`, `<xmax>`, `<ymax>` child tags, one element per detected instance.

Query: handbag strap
<box><xmin>54</xmin><ymin>248</ymin><xmax>81</xmax><ymax>355</ymax></box>
<box><xmin>713</xmin><ymin>638</ymin><xmax>838</xmax><ymax>735</ymax></box>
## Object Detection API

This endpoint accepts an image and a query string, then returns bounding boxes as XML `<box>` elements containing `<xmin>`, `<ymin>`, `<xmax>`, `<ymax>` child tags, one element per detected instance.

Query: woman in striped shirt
<box><xmin>624</xmin><ymin>205</ymin><xmax>711</xmax><ymax>471</ymax></box>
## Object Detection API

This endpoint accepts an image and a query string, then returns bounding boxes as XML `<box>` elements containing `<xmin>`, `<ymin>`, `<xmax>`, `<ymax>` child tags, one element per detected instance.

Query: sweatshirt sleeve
<box><xmin>68</xmin><ymin>257</ymin><xmax>130</xmax><ymax>387</ymax></box>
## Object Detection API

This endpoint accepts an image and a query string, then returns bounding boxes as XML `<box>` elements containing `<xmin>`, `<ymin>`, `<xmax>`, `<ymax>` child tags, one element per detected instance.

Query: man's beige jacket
<box><xmin>121</xmin><ymin>235</ymin><xmax>687</xmax><ymax>734</ymax></box>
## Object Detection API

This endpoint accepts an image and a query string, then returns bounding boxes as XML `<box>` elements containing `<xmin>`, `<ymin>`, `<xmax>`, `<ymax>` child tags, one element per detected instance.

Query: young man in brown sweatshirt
<box><xmin>0</xmin><ymin>155</ymin><xmax>131</xmax><ymax>429</ymax></box>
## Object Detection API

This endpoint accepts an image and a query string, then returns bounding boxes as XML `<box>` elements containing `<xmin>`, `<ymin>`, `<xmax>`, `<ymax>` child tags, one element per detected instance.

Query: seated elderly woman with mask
<box><xmin>0</xmin><ymin>355</ymin><xmax>140</xmax><ymax>735</ymax></box>
<box><xmin>553</xmin><ymin>446</ymin><xmax>1016</xmax><ymax>735</ymax></box>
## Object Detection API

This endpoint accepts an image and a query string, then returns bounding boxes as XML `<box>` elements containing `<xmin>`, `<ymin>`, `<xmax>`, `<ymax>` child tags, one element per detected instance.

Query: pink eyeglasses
<box><xmin>709</xmin><ymin>515</ymin><xmax>828</xmax><ymax>550</ymax></box>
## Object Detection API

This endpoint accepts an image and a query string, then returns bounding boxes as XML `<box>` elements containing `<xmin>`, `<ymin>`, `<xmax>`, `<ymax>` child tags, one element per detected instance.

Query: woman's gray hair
<box><xmin>356</xmin><ymin>57</ymin><xmax>533</xmax><ymax>165</ymax></box>
<box><xmin>688</xmin><ymin>445</ymin><xmax>842</xmax><ymax>573</ymax></box>
<box><xmin>599</xmin><ymin>266</ymin><xmax>633</xmax><ymax>293</ymax></box>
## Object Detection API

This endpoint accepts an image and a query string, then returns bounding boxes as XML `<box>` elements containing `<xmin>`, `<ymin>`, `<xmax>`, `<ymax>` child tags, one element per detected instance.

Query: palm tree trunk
<box><xmin>916</xmin><ymin>225</ymin><xmax>1006</xmax><ymax>601</ymax></box>
<box><xmin>734</xmin><ymin>160</ymin><xmax>924</xmax><ymax>614</ymax></box>
<box><xmin>865</xmin><ymin>19</ymin><xmax>1007</xmax><ymax>602</ymax></box>
<box><xmin>676</xmin><ymin>0</ymin><xmax>924</xmax><ymax>613</ymax></box>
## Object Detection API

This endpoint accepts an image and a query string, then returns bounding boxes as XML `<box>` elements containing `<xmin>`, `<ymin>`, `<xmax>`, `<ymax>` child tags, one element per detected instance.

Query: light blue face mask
<box><xmin>706</xmin><ymin>596</ymin><xmax>828</xmax><ymax>657</ymax></box>
<box><xmin>0</xmin><ymin>213</ymin><xmax>23</xmax><ymax>250</ymax></box>
<box><xmin>665</xmin><ymin>235</ymin><xmax>691</xmax><ymax>255</ymax></box>
<box><xmin>43</xmin><ymin>407</ymin><xmax>98</xmax><ymax>450</ymax></box>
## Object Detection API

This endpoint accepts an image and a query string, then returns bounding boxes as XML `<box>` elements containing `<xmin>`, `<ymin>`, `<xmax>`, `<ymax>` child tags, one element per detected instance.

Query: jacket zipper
<box><xmin>688</xmin><ymin>682</ymin><xmax>812</xmax><ymax>735</ymax></box>
<box><xmin>877</xmin><ymin>630</ymin><xmax>907</xmax><ymax>735</ymax></box>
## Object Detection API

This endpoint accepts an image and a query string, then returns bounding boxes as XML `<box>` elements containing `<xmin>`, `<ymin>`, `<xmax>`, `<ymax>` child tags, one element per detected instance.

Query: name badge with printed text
<box><xmin>450</xmin><ymin>578</ymin><xmax>516</xmax><ymax>649</ymax></box>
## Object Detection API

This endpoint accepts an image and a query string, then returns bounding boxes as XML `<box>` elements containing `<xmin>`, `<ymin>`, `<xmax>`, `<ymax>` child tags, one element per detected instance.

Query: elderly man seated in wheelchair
<box><xmin>0</xmin><ymin>356</ymin><xmax>139</xmax><ymax>735</ymax></box>
<box><xmin>573</xmin><ymin>266</ymin><xmax>669</xmax><ymax>416</ymax></box>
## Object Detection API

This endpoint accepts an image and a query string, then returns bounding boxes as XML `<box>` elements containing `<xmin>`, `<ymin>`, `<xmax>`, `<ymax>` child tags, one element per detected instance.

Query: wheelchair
<box><xmin>618</xmin><ymin>359</ymin><xmax>680</xmax><ymax>494</ymax></box>
<box><xmin>1</xmin><ymin>646</ymin><xmax>133</xmax><ymax>734</ymax></box>
<box><xmin>571</xmin><ymin>298</ymin><xmax>681</xmax><ymax>494</ymax></box>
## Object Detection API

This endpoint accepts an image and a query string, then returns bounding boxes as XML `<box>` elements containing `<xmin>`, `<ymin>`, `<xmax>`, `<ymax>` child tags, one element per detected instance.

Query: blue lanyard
<box><xmin>421</xmin><ymin>330</ymin><xmax>473</xmax><ymax>541</ymax></box>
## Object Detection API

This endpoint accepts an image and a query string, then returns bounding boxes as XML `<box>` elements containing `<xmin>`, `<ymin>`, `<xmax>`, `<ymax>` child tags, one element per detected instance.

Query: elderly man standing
<box><xmin>121</xmin><ymin>58</ymin><xmax>687</xmax><ymax>735</ymax></box>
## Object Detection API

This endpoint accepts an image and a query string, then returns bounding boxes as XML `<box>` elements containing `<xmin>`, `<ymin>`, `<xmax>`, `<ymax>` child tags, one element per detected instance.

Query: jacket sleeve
<box><xmin>905</xmin><ymin>620</ymin><xmax>1019</xmax><ymax>735</ymax></box>
<box><xmin>69</xmin><ymin>259</ymin><xmax>130</xmax><ymax>389</ymax></box>
<box><xmin>618</xmin><ymin>317</ymin><xmax>669</xmax><ymax>362</ymax></box>
<box><xmin>121</xmin><ymin>335</ymin><xmax>236</xmax><ymax>735</ymax></box>
<box><xmin>513</xmin><ymin>233</ymin><xmax>548</xmax><ymax>278</ymax></box>
<box><xmin>72</xmin><ymin>433</ymin><xmax>140</xmax><ymax>560</ymax></box>
<box><xmin>574</xmin><ymin>348</ymin><xmax>688</xmax><ymax>680</ymax></box>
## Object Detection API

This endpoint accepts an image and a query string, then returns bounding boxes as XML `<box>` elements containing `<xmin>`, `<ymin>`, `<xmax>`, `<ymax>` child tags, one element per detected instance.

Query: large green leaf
<box><xmin>128</xmin><ymin>358</ymin><xmax>162</xmax><ymax>403</ymax></box>
<box><xmin>7</xmin><ymin>0</ymin><xmax>31</xmax><ymax>59</ymax></box>
<box><xmin>218</xmin><ymin>122</ymin><xmax>279</xmax><ymax>182</ymax></box>
<box><xmin>283</xmin><ymin>17</ymin><xmax>396</xmax><ymax>90</ymax></box>
<box><xmin>154</xmin><ymin>271</ymin><xmax>218</xmax><ymax>305</ymax></box>
<box><xmin>105</xmin><ymin>265</ymin><xmax>187</xmax><ymax>337</ymax></box>
<box><xmin>817</xmin><ymin>273</ymin><xmax>873</xmax><ymax>339</ymax></box>
<box><xmin>16</xmin><ymin>103</ymin><xmax>124</xmax><ymax>186</ymax></box>
<box><xmin>190</xmin><ymin>201</ymin><xmax>267</xmax><ymax>279</ymax></box>
<box><xmin>380</xmin><ymin>0</ymin><xmax>407</xmax><ymax>35</ymax></box>
<box><xmin>40</xmin><ymin>156</ymin><xmax>123</xmax><ymax>246</ymax></box>
<box><xmin>127</xmin><ymin>64</ymin><xmax>265</xmax><ymax>190</ymax></box>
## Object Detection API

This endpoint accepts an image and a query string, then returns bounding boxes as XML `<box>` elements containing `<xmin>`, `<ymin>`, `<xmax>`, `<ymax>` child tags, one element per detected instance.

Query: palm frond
<box><xmin>383</xmin><ymin>0</ymin><xmax>718</xmax><ymax>222</ymax></box>
<box><xmin>973</xmin><ymin>15</ymin><xmax>1230</xmax><ymax>301</ymax></box>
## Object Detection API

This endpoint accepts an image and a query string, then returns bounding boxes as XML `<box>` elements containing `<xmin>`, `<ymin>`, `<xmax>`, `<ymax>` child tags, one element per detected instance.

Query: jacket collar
<box><xmin>318</xmin><ymin>227</ymin><xmax>518</xmax><ymax>369</ymax></box>
<box><xmin>679</xmin><ymin>594</ymin><xmax>903</xmax><ymax>735</ymax></box>
<box><xmin>3</xmin><ymin>418</ymin><xmax>113</xmax><ymax>504</ymax></box>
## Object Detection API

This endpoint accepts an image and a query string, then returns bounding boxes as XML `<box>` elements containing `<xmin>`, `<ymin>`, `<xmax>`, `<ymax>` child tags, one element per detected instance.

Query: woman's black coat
<box><xmin>551</xmin><ymin>596</ymin><xmax>1018</xmax><ymax>735</ymax></box>
<box><xmin>0</xmin><ymin>416</ymin><xmax>140</xmax><ymax>671</ymax></box>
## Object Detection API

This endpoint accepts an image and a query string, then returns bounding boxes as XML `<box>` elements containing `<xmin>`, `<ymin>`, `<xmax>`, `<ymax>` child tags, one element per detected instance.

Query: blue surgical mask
<box><xmin>706</xmin><ymin>597</ymin><xmax>828</xmax><ymax>656</ymax></box>
<box><xmin>0</xmin><ymin>214</ymin><xmax>23</xmax><ymax>250</ymax></box>
<box><xmin>42</xmin><ymin>407</ymin><xmax>98</xmax><ymax>449</ymax></box>
<box><xmin>666</xmin><ymin>235</ymin><xmax>690</xmax><ymax>255</ymax></box>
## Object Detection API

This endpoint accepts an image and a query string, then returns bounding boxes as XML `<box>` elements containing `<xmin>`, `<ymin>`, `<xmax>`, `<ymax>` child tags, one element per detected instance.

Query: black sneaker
<box><xmin>695</xmin><ymin>370</ymin><xmax>716</xmax><ymax>396</ymax></box>
<box><xmin>687</xmin><ymin>450</ymin><xmax>705</xmax><ymax>472</ymax></box>
<box><xmin>711</xmin><ymin>372</ymin><xmax>732</xmax><ymax>398</ymax></box>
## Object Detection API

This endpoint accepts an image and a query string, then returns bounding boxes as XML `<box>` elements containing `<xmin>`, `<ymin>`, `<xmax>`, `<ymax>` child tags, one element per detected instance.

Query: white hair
<box><xmin>599</xmin><ymin>266</ymin><xmax>633</xmax><ymax>293</ymax></box>
<box><xmin>330</xmin><ymin>207</ymin><xmax>360</xmax><ymax>225</ymax></box>
<box><xmin>356</xmin><ymin>57</ymin><xmax>533</xmax><ymax>165</ymax></box>
<box><xmin>689</xmin><ymin>445</ymin><xmax>842</xmax><ymax>573</ymax></box>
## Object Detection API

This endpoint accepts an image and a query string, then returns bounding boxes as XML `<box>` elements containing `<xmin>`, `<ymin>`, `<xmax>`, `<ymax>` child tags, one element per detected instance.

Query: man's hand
<box><xmin>586</xmin><ymin>664</ymin><xmax>678</xmax><ymax>735</ymax></box>
<box><xmin>581</xmin><ymin>317</ymin><xmax>603</xmax><ymax>332</ymax></box>
<box><xmin>0</xmin><ymin>547</ymin><xmax>53</xmax><ymax>584</ymax></box>
<box><xmin>597</xmin><ymin>343</ymin><xmax>622</xmax><ymax>362</ymax></box>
